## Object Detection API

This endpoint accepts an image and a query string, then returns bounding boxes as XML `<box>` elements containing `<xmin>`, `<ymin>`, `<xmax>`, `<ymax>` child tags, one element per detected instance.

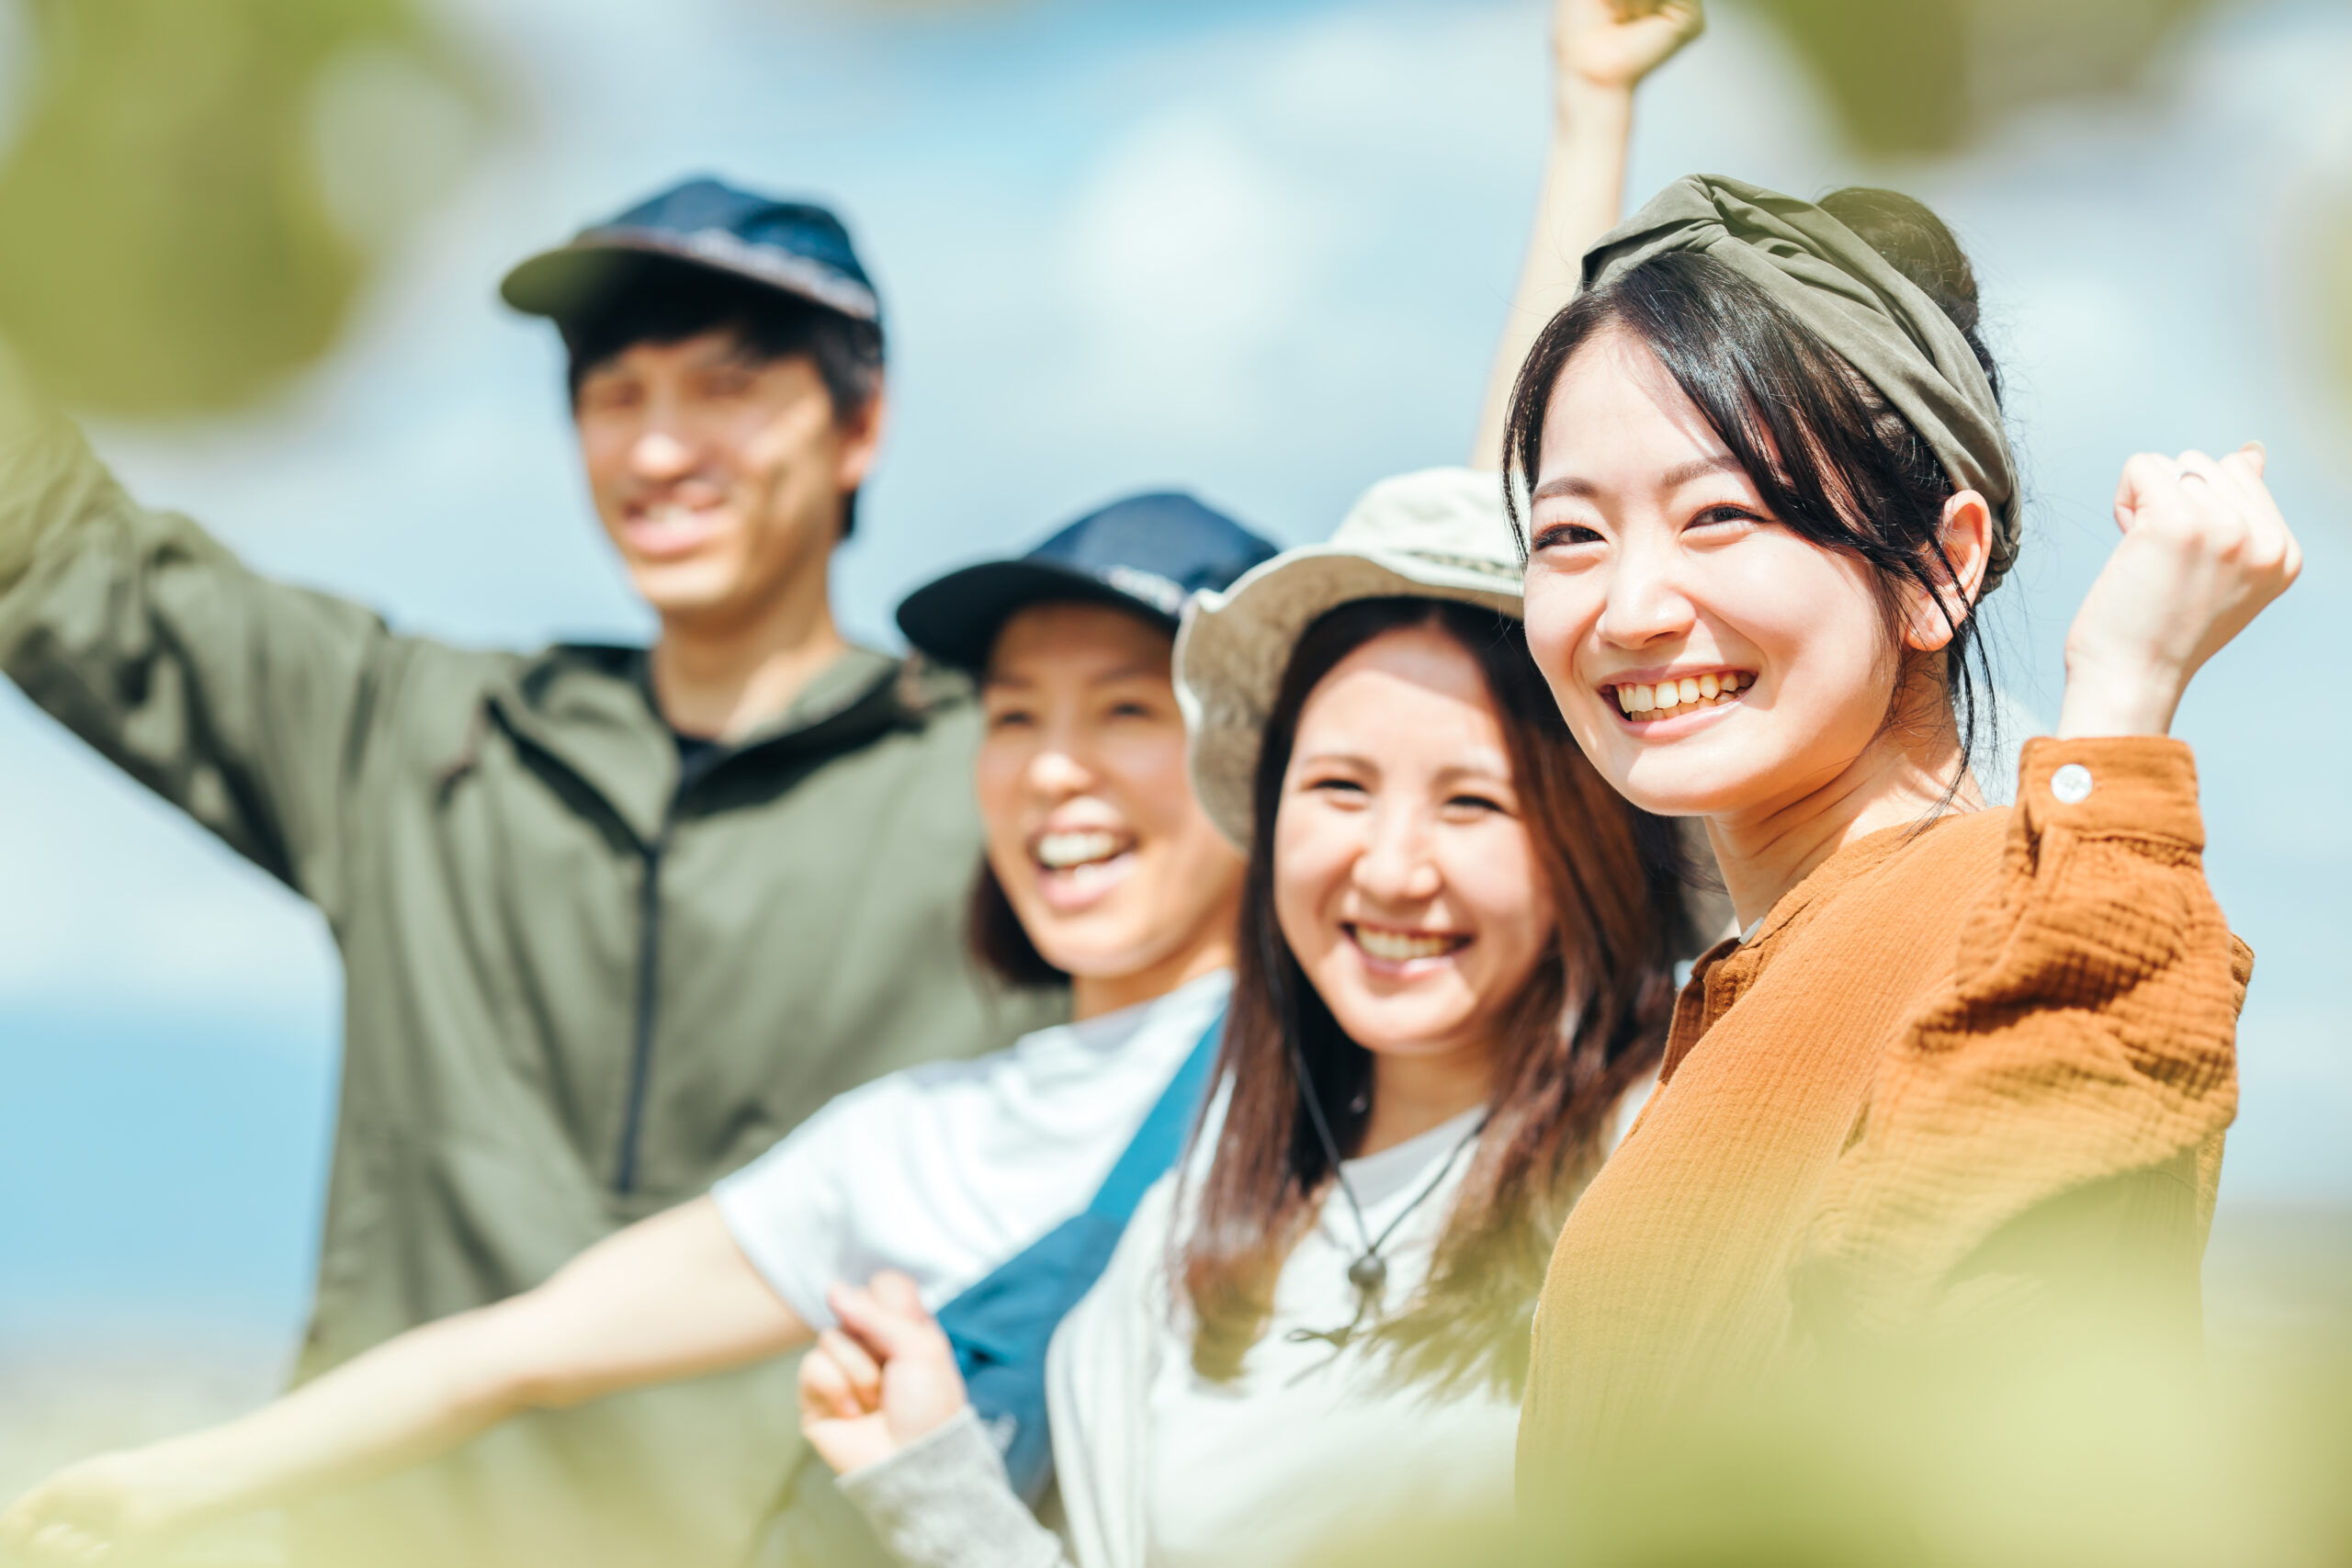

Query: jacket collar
<box><xmin>1658</xmin><ymin>814</ymin><xmax>1966</xmax><ymax>1085</ymax></box>
<box><xmin>483</xmin><ymin>643</ymin><xmax>944</xmax><ymax>848</ymax></box>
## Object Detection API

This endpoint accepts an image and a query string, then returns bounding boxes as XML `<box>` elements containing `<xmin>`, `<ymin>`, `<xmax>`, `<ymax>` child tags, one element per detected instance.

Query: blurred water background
<box><xmin>1</xmin><ymin>0</ymin><xmax>2346</xmax><ymax>1509</ymax></box>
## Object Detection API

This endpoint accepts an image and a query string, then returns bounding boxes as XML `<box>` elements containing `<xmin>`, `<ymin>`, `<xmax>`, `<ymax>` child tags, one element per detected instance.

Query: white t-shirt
<box><xmin>711</xmin><ymin>971</ymin><xmax>1230</xmax><ymax>1330</ymax></box>
<box><xmin>1136</xmin><ymin>1106</ymin><xmax>1515</xmax><ymax>1568</ymax></box>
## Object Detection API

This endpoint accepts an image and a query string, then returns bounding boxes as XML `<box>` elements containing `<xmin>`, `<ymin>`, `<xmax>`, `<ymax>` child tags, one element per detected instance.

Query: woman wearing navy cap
<box><xmin>0</xmin><ymin>497</ymin><xmax>1276</xmax><ymax>1562</ymax></box>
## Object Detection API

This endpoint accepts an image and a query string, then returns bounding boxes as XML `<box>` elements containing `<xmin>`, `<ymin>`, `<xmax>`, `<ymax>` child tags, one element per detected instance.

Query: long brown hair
<box><xmin>1180</xmin><ymin>597</ymin><xmax>1688</xmax><ymax>1395</ymax></box>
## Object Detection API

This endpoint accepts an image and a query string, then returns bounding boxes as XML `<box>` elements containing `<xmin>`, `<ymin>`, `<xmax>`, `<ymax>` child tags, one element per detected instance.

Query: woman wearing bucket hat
<box><xmin>1499</xmin><ymin>176</ymin><xmax>2296</xmax><ymax>1480</ymax></box>
<box><xmin>0</xmin><ymin>494</ymin><xmax>1278</xmax><ymax>1565</ymax></box>
<box><xmin>796</xmin><ymin>468</ymin><xmax>1698</xmax><ymax>1568</ymax></box>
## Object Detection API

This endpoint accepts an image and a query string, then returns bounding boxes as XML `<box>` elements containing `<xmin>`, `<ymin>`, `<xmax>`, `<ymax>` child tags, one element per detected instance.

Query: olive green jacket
<box><xmin>0</xmin><ymin>381</ymin><xmax>1062</xmax><ymax>1567</ymax></box>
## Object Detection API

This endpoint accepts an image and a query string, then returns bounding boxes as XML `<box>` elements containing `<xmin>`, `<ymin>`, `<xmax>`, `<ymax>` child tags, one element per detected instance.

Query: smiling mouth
<box><xmin>1346</xmin><ymin>923</ymin><xmax>1469</xmax><ymax>966</ymax></box>
<box><xmin>622</xmin><ymin>500</ymin><xmax>729</xmax><ymax>558</ymax></box>
<box><xmin>1604</xmin><ymin>670</ymin><xmax>1751</xmax><ymax>722</ymax></box>
<box><xmin>1030</xmin><ymin>829</ymin><xmax>1137</xmax><ymax>902</ymax></box>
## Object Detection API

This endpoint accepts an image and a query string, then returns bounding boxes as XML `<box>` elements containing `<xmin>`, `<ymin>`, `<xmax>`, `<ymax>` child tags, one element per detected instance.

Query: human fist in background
<box><xmin>2059</xmin><ymin>442</ymin><xmax>2301</xmax><ymax>739</ymax></box>
<box><xmin>798</xmin><ymin>1270</ymin><xmax>971</xmax><ymax>1477</ymax></box>
<box><xmin>1556</xmin><ymin>0</ymin><xmax>1705</xmax><ymax>98</ymax></box>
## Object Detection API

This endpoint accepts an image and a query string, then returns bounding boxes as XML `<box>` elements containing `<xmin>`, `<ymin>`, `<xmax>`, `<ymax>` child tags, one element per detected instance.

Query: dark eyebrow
<box><xmin>1531</xmin><ymin>455</ymin><xmax>1743</xmax><ymax>503</ymax></box>
<box><xmin>1660</xmin><ymin>456</ymin><xmax>1744</xmax><ymax>490</ymax></box>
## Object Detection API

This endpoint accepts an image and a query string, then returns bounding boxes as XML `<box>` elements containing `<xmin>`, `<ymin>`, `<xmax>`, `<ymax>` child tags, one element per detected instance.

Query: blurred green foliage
<box><xmin>0</xmin><ymin>0</ymin><xmax>482</xmax><ymax>415</ymax></box>
<box><xmin>1747</xmin><ymin>0</ymin><xmax>2224</xmax><ymax>154</ymax></box>
<box><xmin>1315</xmin><ymin>1335</ymin><xmax>2352</xmax><ymax>1568</ymax></box>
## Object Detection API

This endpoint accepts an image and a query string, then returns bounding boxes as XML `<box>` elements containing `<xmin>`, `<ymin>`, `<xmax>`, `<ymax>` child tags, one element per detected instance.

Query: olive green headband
<box><xmin>1582</xmin><ymin>174</ymin><xmax>2021</xmax><ymax>591</ymax></box>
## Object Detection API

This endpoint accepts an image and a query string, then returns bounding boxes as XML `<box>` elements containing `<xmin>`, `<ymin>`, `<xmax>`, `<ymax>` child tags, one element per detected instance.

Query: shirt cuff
<box><xmin>838</xmin><ymin>1407</ymin><xmax>1063</xmax><ymax>1568</ymax></box>
<box><xmin>2015</xmin><ymin>736</ymin><xmax>2204</xmax><ymax>852</ymax></box>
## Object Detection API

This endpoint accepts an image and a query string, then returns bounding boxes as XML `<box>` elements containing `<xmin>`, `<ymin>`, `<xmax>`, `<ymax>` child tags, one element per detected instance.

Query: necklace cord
<box><xmin>1283</xmin><ymin>1031</ymin><xmax>1487</xmax><ymax>1351</ymax></box>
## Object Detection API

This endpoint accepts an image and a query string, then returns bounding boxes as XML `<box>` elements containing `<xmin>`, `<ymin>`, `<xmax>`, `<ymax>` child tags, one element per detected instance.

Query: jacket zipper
<box><xmin>615</xmin><ymin>740</ymin><xmax>727</xmax><ymax>1196</ymax></box>
<box><xmin>613</xmin><ymin>821</ymin><xmax>671</xmax><ymax>1195</ymax></box>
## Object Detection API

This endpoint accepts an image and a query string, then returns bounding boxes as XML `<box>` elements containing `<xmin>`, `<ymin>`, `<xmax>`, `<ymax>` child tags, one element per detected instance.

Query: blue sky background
<box><xmin>3</xmin><ymin>0</ymin><xmax>2348</xmax><ymax>1374</ymax></box>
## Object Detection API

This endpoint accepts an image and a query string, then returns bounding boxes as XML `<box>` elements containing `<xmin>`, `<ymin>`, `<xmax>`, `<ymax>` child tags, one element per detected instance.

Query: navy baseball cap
<box><xmin>898</xmin><ymin>493</ymin><xmax>1279</xmax><ymax>674</ymax></box>
<box><xmin>500</xmin><ymin>176</ymin><xmax>880</xmax><ymax>327</ymax></box>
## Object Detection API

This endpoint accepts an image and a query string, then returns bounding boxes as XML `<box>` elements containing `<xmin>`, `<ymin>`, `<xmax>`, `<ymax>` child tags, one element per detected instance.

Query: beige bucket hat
<box><xmin>1175</xmin><ymin>467</ymin><xmax>1524</xmax><ymax>851</ymax></box>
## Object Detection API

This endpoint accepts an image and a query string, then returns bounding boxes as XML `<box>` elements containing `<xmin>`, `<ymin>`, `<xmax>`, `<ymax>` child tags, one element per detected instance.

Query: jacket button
<box><xmin>2051</xmin><ymin>763</ymin><xmax>2094</xmax><ymax>805</ymax></box>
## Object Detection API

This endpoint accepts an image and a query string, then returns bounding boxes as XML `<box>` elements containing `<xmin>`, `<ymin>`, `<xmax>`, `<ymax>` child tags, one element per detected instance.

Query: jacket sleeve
<box><xmin>837</xmin><ymin>1408</ymin><xmax>1074</xmax><ymax>1568</ymax></box>
<box><xmin>1799</xmin><ymin>736</ymin><xmax>2249</xmax><ymax>1338</ymax></box>
<box><xmin>0</xmin><ymin>353</ymin><xmax>402</xmax><ymax>918</ymax></box>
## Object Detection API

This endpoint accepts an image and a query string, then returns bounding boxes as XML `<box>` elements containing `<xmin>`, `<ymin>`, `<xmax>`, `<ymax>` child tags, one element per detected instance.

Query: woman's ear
<box><xmin>1900</xmin><ymin>490</ymin><xmax>1993</xmax><ymax>652</ymax></box>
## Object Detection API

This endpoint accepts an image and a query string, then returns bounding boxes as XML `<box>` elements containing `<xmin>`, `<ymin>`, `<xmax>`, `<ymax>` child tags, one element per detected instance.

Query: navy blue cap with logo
<box><xmin>897</xmin><ymin>492</ymin><xmax>1279</xmax><ymax>674</ymax></box>
<box><xmin>499</xmin><ymin>176</ymin><xmax>881</xmax><ymax>327</ymax></box>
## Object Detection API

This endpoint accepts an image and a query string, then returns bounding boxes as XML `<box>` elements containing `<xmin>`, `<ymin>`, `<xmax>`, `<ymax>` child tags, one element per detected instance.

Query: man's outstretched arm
<box><xmin>1470</xmin><ymin>0</ymin><xmax>1704</xmax><ymax>469</ymax></box>
<box><xmin>0</xmin><ymin>344</ymin><xmax>421</xmax><ymax>914</ymax></box>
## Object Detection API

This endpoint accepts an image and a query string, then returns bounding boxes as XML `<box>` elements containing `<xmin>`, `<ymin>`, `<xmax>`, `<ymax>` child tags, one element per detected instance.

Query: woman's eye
<box><xmin>987</xmin><ymin>709</ymin><xmax>1035</xmax><ymax>731</ymax></box>
<box><xmin>1306</xmin><ymin>777</ymin><xmax>1368</xmax><ymax>798</ymax></box>
<box><xmin>1690</xmin><ymin>503</ymin><xmax>1761</xmax><ymax>530</ymax></box>
<box><xmin>1532</xmin><ymin>522</ymin><xmax>1604</xmax><ymax>551</ymax></box>
<box><xmin>1107</xmin><ymin>701</ymin><xmax>1156</xmax><ymax>721</ymax></box>
<box><xmin>1444</xmin><ymin>794</ymin><xmax>1505</xmax><ymax>817</ymax></box>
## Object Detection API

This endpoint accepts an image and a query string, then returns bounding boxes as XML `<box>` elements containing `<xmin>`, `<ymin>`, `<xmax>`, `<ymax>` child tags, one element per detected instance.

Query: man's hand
<box><xmin>1556</xmin><ymin>0</ymin><xmax>1705</xmax><ymax>98</ymax></box>
<box><xmin>2058</xmin><ymin>442</ymin><xmax>2301</xmax><ymax>739</ymax></box>
<box><xmin>797</xmin><ymin>1271</ymin><xmax>971</xmax><ymax>1477</ymax></box>
<box><xmin>0</xmin><ymin>1449</ymin><xmax>197</xmax><ymax>1562</ymax></box>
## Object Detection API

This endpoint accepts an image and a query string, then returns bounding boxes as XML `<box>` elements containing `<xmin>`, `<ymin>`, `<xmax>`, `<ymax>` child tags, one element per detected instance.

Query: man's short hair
<box><xmin>560</xmin><ymin>256</ymin><xmax>887</xmax><ymax>536</ymax></box>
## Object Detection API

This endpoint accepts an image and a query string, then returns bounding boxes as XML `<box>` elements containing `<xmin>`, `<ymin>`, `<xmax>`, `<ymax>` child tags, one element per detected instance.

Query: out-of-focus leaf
<box><xmin>1745</xmin><ymin>0</ymin><xmax>2228</xmax><ymax>154</ymax></box>
<box><xmin>0</xmin><ymin>0</ymin><xmax>485</xmax><ymax>415</ymax></box>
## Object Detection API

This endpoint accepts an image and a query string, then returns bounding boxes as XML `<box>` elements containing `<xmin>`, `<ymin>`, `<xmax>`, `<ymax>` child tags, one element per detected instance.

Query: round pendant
<box><xmin>1347</xmin><ymin>1253</ymin><xmax>1387</xmax><ymax>1297</ymax></box>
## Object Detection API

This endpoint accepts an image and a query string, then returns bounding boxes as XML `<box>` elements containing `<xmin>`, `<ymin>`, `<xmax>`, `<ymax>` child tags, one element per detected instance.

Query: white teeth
<box><xmin>1611</xmin><ymin>673</ymin><xmax>1749</xmax><ymax>719</ymax></box>
<box><xmin>1036</xmin><ymin>830</ymin><xmax>1125</xmax><ymax>870</ymax></box>
<box><xmin>1352</xmin><ymin>927</ymin><xmax>1459</xmax><ymax>963</ymax></box>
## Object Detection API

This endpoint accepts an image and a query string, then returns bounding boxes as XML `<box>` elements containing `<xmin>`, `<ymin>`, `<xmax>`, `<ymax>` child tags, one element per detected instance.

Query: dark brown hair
<box><xmin>1500</xmin><ymin>187</ymin><xmax>2010</xmax><ymax>784</ymax></box>
<box><xmin>1180</xmin><ymin>597</ymin><xmax>1688</xmax><ymax>1396</ymax></box>
<box><xmin>968</xmin><ymin>860</ymin><xmax>1067</xmax><ymax>989</ymax></box>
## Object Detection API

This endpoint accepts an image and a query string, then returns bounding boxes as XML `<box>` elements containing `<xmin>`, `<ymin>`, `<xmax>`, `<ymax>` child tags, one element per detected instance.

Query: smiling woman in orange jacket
<box><xmin>1501</xmin><ymin>175</ymin><xmax>2291</xmax><ymax>1480</ymax></box>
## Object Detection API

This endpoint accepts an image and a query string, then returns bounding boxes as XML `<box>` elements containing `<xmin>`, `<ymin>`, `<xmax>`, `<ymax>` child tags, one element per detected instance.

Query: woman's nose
<box><xmin>1026</xmin><ymin>746</ymin><xmax>1093</xmax><ymax>797</ymax></box>
<box><xmin>1351</xmin><ymin>807</ymin><xmax>1442</xmax><ymax>906</ymax></box>
<box><xmin>1596</xmin><ymin>540</ymin><xmax>1696</xmax><ymax>649</ymax></box>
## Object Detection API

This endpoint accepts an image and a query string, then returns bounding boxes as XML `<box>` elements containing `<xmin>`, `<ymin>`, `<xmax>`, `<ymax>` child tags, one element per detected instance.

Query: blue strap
<box><xmin>1084</xmin><ymin>1003</ymin><xmax>1224</xmax><ymax>1221</ymax></box>
<box><xmin>933</xmin><ymin>1001</ymin><xmax>1225</xmax><ymax>1503</ymax></box>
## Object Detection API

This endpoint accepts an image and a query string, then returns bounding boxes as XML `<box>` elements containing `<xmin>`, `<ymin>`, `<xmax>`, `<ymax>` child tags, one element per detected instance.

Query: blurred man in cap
<box><xmin>0</xmin><ymin>177</ymin><xmax>1062</xmax><ymax>1566</ymax></box>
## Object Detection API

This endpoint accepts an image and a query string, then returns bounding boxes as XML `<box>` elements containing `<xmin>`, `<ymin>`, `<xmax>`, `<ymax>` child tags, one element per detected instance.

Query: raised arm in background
<box><xmin>0</xmin><ymin>347</ymin><xmax>423</xmax><ymax>921</ymax></box>
<box><xmin>0</xmin><ymin>1201</ymin><xmax>806</xmax><ymax>1562</ymax></box>
<box><xmin>1469</xmin><ymin>0</ymin><xmax>1703</xmax><ymax>469</ymax></box>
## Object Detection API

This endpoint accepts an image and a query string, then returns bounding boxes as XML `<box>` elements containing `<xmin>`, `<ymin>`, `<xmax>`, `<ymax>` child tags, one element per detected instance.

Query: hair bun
<box><xmin>1818</xmin><ymin>187</ymin><xmax>1996</xmax><ymax>394</ymax></box>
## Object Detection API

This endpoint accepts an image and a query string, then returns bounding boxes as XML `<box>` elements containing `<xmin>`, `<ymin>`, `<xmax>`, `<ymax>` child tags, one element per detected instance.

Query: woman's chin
<box><xmin>1321</xmin><ymin>991</ymin><xmax>1483</xmax><ymax>1060</ymax></box>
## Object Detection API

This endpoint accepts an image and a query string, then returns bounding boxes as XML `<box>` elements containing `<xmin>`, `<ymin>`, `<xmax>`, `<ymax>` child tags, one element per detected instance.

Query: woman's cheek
<box><xmin>1269</xmin><ymin>806</ymin><xmax>1333</xmax><ymax>962</ymax></box>
<box><xmin>1522</xmin><ymin>577</ymin><xmax>1609</xmax><ymax>740</ymax></box>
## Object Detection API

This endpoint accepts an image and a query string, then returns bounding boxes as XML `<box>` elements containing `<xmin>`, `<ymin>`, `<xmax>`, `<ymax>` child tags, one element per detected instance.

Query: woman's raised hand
<box><xmin>0</xmin><ymin>1449</ymin><xmax>198</xmax><ymax>1562</ymax></box>
<box><xmin>798</xmin><ymin>1271</ymin><xmax>971</xmax><ymax>1477</ymax></box>
<box><xmin>1556</xmin><ymin>0</ymin><xmax>1705</xmax><ymax>96</ymax></box>
<box><xmin>2058</xmin><ymin>442</ymin><xmax>2301</xmax><ymax>739</ymax></box>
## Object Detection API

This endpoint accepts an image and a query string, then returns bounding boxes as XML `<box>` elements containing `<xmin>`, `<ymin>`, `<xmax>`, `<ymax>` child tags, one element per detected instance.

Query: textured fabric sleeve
<box><xmin>0</xmin><ymin>347</ymin><xmax>403</xmax><ymax>919</ymax></box>
<box><xmin>837</xmin><ymin>1407</ymin><xmax>1074</xmax><ymax>1568</ymax></box>
<box><xmin>1798</xmin><ymin>736</ymin><xmax>2249</xmax><ymax>1337</ymax></box>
